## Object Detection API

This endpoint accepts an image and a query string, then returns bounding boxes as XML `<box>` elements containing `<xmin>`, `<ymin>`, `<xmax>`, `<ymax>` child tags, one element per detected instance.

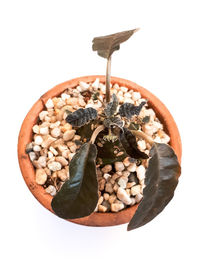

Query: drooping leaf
<box><xmin>119</xmin><ymin>102</ymin><xmax>146</xmax><ymax>119</ymax></box>
<box><xmin>127</xmin><ymin>143</ymin><xmax>181</xmax><ymax>231</ymax></box>
<box><xmin>120</xmin><ymin>128</ymin><xmax>148</xmax><ymax>159</ymax></box>
<box><xmin>66</xmin><ymin>107</ymin><xmax>97</xmax><ymax>127</ymax></box>
<box><xmin>104</xmin><ymin>94</ymin><xmax>119</xmax><ymax>117</ymax></box>
<box><xmin>92</xmin><ymin>28</ymin><xmax>139</xmax><ymax>59</ymax></box>
<box><xmin>51</xmin><ymin>143</ymin><xmax>98</xmax><ymax>219</ymax></box>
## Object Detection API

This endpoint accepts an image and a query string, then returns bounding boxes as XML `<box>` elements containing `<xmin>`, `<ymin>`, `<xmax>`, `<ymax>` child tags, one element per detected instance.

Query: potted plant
<box><xmin>18</xmin><ymin>29</ymin><xmax>182</xmax><ymax>230</ymax></box>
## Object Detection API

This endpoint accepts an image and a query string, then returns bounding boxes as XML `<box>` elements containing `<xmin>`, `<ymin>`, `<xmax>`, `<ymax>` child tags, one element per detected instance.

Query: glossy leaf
<box><xmin>119</xmin><ymin>102</ymin><xmax>146</xmax><ymax>119</ymax></box>
<box><xmin>128</xmin><ymin>143</ymin><xmax>181</xmax><ymax>231</ymax></box>
<box><xmin>96</xmin><ymin>130</ymin><xmax>126</xmax><ymax>165</ymax></box>
<box><xmin>120</xmin><ymin>128</ymin><xmax>148</xmax><ymax>159</ymax></box>
<box><xmin>51</xmin><ymin>143</ymin><xmax>98</xmax><ymax>219</ymax></box>
<box><xmin>92</xmin><ymin>29</ymin><xmax>139</xmax><ymax>59</ymax></box>
<box><xmin>104</xmin><ymin>94</ymin><xmax>119</xmax><ymax>117</ymax></box>
<box><xmin>66</xmin><ymin>108</ymin><xmax>97</xmax><ymax>127</ymax></box>
<box><xmin>76</xmin><ymin>120</ymin><xmax>98</xmax><ymax>141</ymax></box>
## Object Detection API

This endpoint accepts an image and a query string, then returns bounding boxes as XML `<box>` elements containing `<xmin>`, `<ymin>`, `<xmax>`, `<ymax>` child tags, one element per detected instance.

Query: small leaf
<box><xmin>92</xmin><ymin>28</ymin><xmax>139</xmax><ymax>59</ymax></box>
<box><xmin>142</xmin><ymin>116</ymin><xmax>150</xmax><ymax>124</ymax></box>
<box><xmin>66</xmin><ymin>108</ymin><xmax>97</xmax><ymax>127</ymax></box>
<box><xmin>120</xmin><ymin>128</ymin><xmax>148</xmax><ymax>159</ymax></box>
<box><xmin>127</xmin><ymin>143</ymin><xmax>181</xmax><ymax>231</ymax></box>
<box><xmin>103</xmin><ymin>117</ymin><xmax>124</xmax><ymax>129</ymax></box>
<box><xmin>104</xmin><ymin>94</ymin><xmax>119</xmax><ymax>117</ymax></box>
<box><xmin>92</xmin><ymin>91</ymin><xmax>100</xmax><ymax>100</ymax></box>
<box><xmin>51</xmin><ymin>143</ymin><xmax>98</xmax><ymax>219</ymax></box>
<box><xmin>119</xmin><ymin>102</ymin><xmax>146</xmax><ymax>119</ymax></box>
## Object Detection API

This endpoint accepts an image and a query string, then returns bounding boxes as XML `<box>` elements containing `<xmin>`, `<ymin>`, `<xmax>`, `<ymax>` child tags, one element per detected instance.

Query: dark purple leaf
<box><xmin>120</xmin><ymin>128</ymin><xmax>148</xmax><ymax>159</ymax></box>
<box><xmin>51</xmin><ymin>143</ymin><xmax>98</xmax><ymax>219</ymax></box>
<box><xmin>92</xmin><ymin>29</ymin><xmax>139</xmax><ymax>59</ymax></box>
<box><xmin>127</xmin><ymin>143</ymin><xmax>181</xmax><ymax>231</ymax></box>
<box><xmin>66</xmin><ymin>108</ymin><xmax>97</xmax><ymax>127</ymax></box>
<box><xmin>119</xmin><ymin>102</ymin><xmax>146</xmax><ymax>119</ymax></box>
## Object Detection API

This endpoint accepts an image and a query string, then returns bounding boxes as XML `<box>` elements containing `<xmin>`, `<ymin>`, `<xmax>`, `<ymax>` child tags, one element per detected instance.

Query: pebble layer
<box><xmin>26</xmin><ymin>79</ymin><xmax>170</xmax><ymax>213</ymax></box>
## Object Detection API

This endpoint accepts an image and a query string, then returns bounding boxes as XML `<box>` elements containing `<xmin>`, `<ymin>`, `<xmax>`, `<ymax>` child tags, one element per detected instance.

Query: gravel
<box><xmin>27</xmin><ymin>79</ymin><xmax>170</xmax><ymax>213</ymax></box>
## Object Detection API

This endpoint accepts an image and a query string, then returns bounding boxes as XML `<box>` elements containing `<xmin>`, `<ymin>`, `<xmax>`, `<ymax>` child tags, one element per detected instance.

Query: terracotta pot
<box><xmin>18</xmin><ymin>75</ymin><xmax>182</xmax><ymax>227</ymax></box>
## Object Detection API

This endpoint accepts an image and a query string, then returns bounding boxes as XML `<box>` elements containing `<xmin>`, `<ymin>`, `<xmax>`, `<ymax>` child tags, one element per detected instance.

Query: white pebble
<box><xmin>34</xmin><ymin>135</ymin><xmax>43</xmax><ymax>145</ymax></box>
<box><xmin>32</xmin><ymin>125</ymin><xmax>40</xmax><ymax>134</ymax></box>
<box><xmin>29</xmin><ymin>152</ymin><xmax>36</xmax><ymax>161</ymax></box>
<box><xmin>131</xmin><ymin>185</ymin><xmax>141</xmax><ymax>196</ymax></box>
<box><xmin>115</xmin><ymin>162</ymin><xmax>125</xmax><ymax>172</ymax></box>
<box><xmin>101</xmin><ymin>164</ymin><xmax>112</xmax><ymax>173</ymax></box>
<box><xmin>111</xmin><ymin>203</ymin><xmax>124</xmax><ymax>212</ymax></box>
<box><xmin>154</xmin><ymin>136</ymin><xmax>161</xmax><ymax>143</ymax></box>
<box><xmin>92</xmin><ymin>78</ymin><xmax>100</xmax><ymax>89</ymax></box>
<box><xmin>127</xmin><ymin>163</ymin><xmax>136</xmax><ymax>172</ymax></box>
<box><xmin>45</xmin><ymin>98</ymin><xmax>54</xmax><ymax>109</ymax></box>
<box><xmin>135</xmin><ymin>193</ymin><xmax>143</xmax><ymax>203</ymax></box>
<box><xmin>99</xmin><ymin>83</ymin><xmax>106</xmax><ymax>94</ymax></box>
<box><xmin>68</xmin><ymin>153</ymin><xmax>75</xmax><ymax>161</ymax></box>
<box><xmin>132</xmin><ymin>92</ymin><xmax>141</xmax><ymax>101</ymax></box>
<box><xmin>123</xmin><ymin>157</ymin><xmax>131</xmax><ymax>167</ymax></box>
<box><xmin>56</xmin><ymin>156</ymin><xmax>68</xmax><ymax>166</ymax></box>
<box><xmin>117</xmin><ymin>188</ymin><xmax>132</xmax><ymax>205</ymax></box>
<box><xmin>40</xmin><ymin>126</ymin><xmax>49</xmax><ymax>135</ymax></box>
<box><xmin>48</xmin><ymin>161</ymin><xmax>62</xmax><ymax>171</ymax></box>
<box><xmin>48</xmin><ymin>151</ymin><xmax>53</xmax><ymax>159</ymax></box>
<box><xmin>130</xmin><ymin>197</ymin><xmax>136</xmax><ymax>206</ymax></box>
<box><xmin>33</xmin><ymin>145</ymin><xmax>41</xmax><ymax>152</ymax></box>
<box><xmin>118</xmin><ymin>177</ymin><xmax>128</xmax><ymax>189</ymax></box>
<box><xmin>50</xmin><ymin>121</ymin><xmax>60</xmax><ymax>128</ymax></box>
<box><xmin>137</xmin><ymin>140</ymin><xmax>146</xmax><ymax>151</ymax></box>
<box><xmin>38</xmin><ymin>156</ymin><xmax>46</xmax><ymax>167</ymax></box>
<box><xmin>61</xmin><ymin>93</ymin><xmax>70</xmax><ymax>101</ymax></box>
<box><xmin>41</xmin><ymin>135</ymin><xmax>56</xmax><ymax>148</ymax></box>
<box><xmin>120</xmin><ymin>86</ymin><xmax>128</xmax><ymax>92</ymax></box>
<box><xmin>103</xmin><ymin>173</ymin><xmax>111</xmax><ymax>180</ymax></box>
<box><xmin>49</xmin><ymin>146</ymin><xmax>58</xmax><ymax>156</ymax></box>
<box><xmin>45</xmin><ymin>185</ymin><xmax>56</xmax><ymax>196</ymax></box>
<box><xmin>57</xmin><ymin>169</ymin><xmax>68</xmax><ymax>181</ymax></box>
<box><xmin>51</xmin><ymin>127</ymin><xmax>61</xmax><ymax>138</ymax></box>
<box><xmin>63</xmin><ymin>130</ymin><xmax>76</xmax><ymax>141</ymax></box>
<box><xmin>161</xmin><ymin>133</ymin><xmax>170</xmax><ymax>144</ymax></box>
<box><xmin>105</xmin><ymin>183</ymin><xmax>113</xmax><ymax>194</ymax></box>
<box><xmin>56</xmin><ymin>99</ymin><xmax>66</xmax><ymax>108</ymax></box>
<box><xmin>79</xmin><ymin>81</ymin><xmax>90</xmax><ymax>91</ymax></box>
<box><xmin>124</xmin><ymin>92</ymin><xmax>132</xmax><ymax>98</ymax></box>
<box><xmin>136</xmin><ymin>165</ymin><xmax>146</xmax><ymax>180</ymax></box>
<box><xmin>36</xmin><ymin>168</ymin><xmax>47</xmax><ymax>185</ymax></box>
<box><xmin>39</xmin><ymin>111</ymin><xmax>48</xmax><ymax>121</ymax></box>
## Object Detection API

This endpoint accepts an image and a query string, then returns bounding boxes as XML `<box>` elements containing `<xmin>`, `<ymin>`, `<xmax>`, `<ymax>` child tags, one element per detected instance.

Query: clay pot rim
<box><xmin>18</xmin><ymin>75</ymin><xmax>182</xmax><ymax>227</ymax></box>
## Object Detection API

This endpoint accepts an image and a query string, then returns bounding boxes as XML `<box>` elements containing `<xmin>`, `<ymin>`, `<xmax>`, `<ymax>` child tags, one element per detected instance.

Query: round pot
<box><xmin>18</xmin><ymin>75</ymin><xmax>182</xmax><ymax>227</ymax></box>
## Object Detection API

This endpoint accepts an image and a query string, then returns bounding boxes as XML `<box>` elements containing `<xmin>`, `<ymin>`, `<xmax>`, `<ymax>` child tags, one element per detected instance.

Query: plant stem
<box><xmin>90</xmin><ymin>125</ymin><xmax>105</xmax><ymax>144</ymax></box>
<box><xmin>106</xmin><ymin>56</ymin><xmax>111</xmax><ymax>103</ymax></box>
<box><xmin>131</xmin><ymin>130</ymin><xmax>154</xmax><ymax>145</ymax></box>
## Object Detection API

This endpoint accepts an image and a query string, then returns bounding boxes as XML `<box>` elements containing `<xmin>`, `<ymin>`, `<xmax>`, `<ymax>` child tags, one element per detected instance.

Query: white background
<box><xmin>0</xmin><ymin>0</ymin><xmax>199</xmax><ymax>266</ymax></box>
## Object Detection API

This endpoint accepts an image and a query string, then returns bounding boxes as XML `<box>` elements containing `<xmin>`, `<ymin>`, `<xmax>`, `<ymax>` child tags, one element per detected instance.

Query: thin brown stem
<box><xmin>90</xmin><ymin>125</ymin><xmax>105</xmax><ymax>144</ymax></box>
<box><xmin>106</xmin><ymin>56</ymin><xmax>111</xmax><ymax>103</ymax></box>
<box><xmin>131</xmin><ymin>130</ymin><xmax>154</xmax><ymax>145</ymax></box>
